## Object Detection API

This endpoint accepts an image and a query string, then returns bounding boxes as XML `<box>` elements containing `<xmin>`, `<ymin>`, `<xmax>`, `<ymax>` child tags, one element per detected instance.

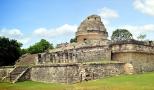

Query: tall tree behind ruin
<box><xmin>0</xmin><ymin>37</ymin><xmax>22</xmax><ymax>66</ymax></box>
<box><xmin>111</xmin><ymin>29</ymin><xmax>133</xmax><ymax>41</ymax></box>
<box><xmin>27</xmin><ymin>39</ymin><xmax>54</xmax><ymax>54</ymax></box>
<box><xmin>137</xmin><ymin>34</ymin><xmax>146</xmax><ymax>41</ymax></box>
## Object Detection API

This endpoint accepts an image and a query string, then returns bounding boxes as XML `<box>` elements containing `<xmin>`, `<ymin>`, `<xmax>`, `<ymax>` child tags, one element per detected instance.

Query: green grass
<box><xmin>1</xmin><ymin>72</ymin><xmax>154</xmax><ymax>90</ymax></box>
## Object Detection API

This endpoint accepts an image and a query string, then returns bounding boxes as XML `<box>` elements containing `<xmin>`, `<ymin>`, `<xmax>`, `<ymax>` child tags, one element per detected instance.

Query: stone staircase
<box><xmin>9</xmin><ymin>66</ymin><xmax>29</xmax><ymax>83</ymax></box>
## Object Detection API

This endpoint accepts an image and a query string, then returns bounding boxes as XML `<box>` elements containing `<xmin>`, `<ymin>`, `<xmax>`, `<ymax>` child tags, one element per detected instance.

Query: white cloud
<box><xmin>0</xmin><ymin>24</ymin><xmax>77</xmax><ymax>48</ymax></box>
<box><xmin>133</xmin><ymin>0</ymin><xmax>154</xmax><ymax>16</ymax></box>
<box><xmin>33</xmin><ymin>24</ymin><xmax>77</xmax><ymax>38</ymax></box>
<box><xmin>0</xmin><ymin>28</ymin><xmax>23</xmax><ymax>38</ymax></box>
<box><xmin>120</xmin><ymin>24</ymin><xmax>154</xmax><ymax>32</ymax></box>
<box><xmin>0</xmin><ymin>28</ymin><xmax>31</xmax><ymax>45</ymax></box>
<box><xmin>97</xmin><ymin>7</ymin><xmax>119</xmax><ymax>25</ymax></box>
<box><xmin>98</xmin><ymin>7</ymin><xmax>119</xmax><ymax>19</ymax></box>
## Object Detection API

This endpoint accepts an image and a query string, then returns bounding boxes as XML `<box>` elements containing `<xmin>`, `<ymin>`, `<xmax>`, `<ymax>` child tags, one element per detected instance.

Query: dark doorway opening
<box><xmin>84</xmin><ymin>38</ymin><xmax>87</xmax><ymax>42</ymax></box>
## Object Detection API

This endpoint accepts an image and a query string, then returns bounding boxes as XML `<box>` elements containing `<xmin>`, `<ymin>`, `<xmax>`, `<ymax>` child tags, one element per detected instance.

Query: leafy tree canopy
<box><xmin>137</xmin><ymin>34</ymin><xmax>146</xmax><ymax>41</ymax></box>
<box><xmin>0</xmin><ymin>36</ymin><xmax>22</xmax><ymax>66</ymax></box>
<box><xmin>26</xmin><ymin>39</ymin><xmax>54</xmax><ymax>54</ymax></box>
<box><xmin>111</xmin><ymin>29</ymin><xmax>133</xmax><ymax>41</ymax></box>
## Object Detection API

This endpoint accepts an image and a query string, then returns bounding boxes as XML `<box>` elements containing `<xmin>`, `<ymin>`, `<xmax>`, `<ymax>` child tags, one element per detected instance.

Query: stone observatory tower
<box><xmin>76</xmin><ymin>15</ymin><xmax>108</xmax><ymax>44</ymax></box>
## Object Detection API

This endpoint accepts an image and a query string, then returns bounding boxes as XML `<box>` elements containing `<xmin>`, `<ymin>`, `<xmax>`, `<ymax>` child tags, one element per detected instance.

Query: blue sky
<box><xmin>0</xmin><ymin>0</ymin><xmax>154</xmax><ymax>48</ymax></box>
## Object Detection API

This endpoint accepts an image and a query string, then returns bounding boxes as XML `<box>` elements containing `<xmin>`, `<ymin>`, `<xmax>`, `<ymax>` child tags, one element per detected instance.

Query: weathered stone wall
<box><xmin>111</xmin><ymin>44</ymin><xmax>154</xmax><ymax>54</ymax></box>
<box><xmin>79</xmin><ymin>63</ymin><xmax>124</xmax><ymax>81</ymax></box>
<box><xmin>76</xmin><ymin>31</ymin><xmax>108</xmax><ymax>43</ymax></box>
<box><xmin>30</xmin><ymin>63</ymin><xmax>124</xmax><ymax>83</ymax></box>
<box><xmin>0</xmin><ymin>66</ymin><xmax>14</xmax><ymax>81</ymax></box>
<box><xmin>30</xmin><ymin>64</ymin><xmax>79</xmax><ymax>83</ymax></box>
<box><xmin>76</xmin><ymin>46</ymin><xmax>111</xmax><ymax>63</ymax></box>
<box><xmin>111</xmin><ymin>40</ymin><xmax>154</xmax><ymax>73</ymax></box>
<box><xmin>112</xmin><ymin>52</ymin><xmax>154</xmax><ymax>73</ymax></box>
<box><xmin>38</xmin><ymin>45</ymin><xmax>111</xmax><ymax>64</ymax></box>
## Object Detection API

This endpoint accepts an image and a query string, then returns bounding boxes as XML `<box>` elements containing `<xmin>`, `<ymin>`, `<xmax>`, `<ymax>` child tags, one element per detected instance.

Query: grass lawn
<box><xmin>0</xmin><ymin>72</ymin><xmax>154</xmax><ymax>90</ymax></box>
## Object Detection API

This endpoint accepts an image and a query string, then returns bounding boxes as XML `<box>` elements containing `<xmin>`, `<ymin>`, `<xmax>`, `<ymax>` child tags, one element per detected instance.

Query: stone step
<box><xmin>10</xmin><ymin>66</ymin><xmax>29</xmax><ymax>83</ymax></box>
<box><xmin>11</xmin><ymin>67</ymin><xmax>27</xmax><ymax>73</ymax></box>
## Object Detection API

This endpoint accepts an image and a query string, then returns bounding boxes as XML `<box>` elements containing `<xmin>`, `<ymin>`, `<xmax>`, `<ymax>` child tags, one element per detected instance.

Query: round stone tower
<box><xmin>76</xmin><ymin>15</ymin><xmax>108</xmax><ymax>44</ymax></box>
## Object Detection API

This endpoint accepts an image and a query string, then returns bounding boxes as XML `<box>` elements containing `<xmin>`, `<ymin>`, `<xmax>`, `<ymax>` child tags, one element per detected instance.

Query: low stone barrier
<box><xmin>30</xmin><ymin>62</ymin><xmax>125</xmax><ymax>83</ymax></box>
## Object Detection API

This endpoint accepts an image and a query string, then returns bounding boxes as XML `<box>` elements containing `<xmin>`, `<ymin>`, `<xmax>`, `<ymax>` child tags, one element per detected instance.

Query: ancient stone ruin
<box><xmin>0</xmin><ymin>15</ymin><xmax>154</xmax><ymax>84</ymax></box>
<box><xmin>76</xmin><ymin>15</ymin><xmax>108</xmax><ymax>44</ymax></box>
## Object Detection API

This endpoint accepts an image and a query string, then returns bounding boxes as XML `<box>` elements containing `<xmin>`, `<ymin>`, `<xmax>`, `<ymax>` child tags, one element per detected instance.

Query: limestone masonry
<box><xmin>0</xmin><ymin>15</ymin><xmax>154</xmax><ymax>83</ymax></box>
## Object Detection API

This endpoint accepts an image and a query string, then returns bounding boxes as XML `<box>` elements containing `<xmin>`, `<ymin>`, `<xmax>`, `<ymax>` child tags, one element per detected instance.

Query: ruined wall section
<box><xmin>79</xmin><ymin>63</ymin><xmax>124</xmax><ymax>81</ymax></box>
<box><xmin>30</xmin><ymin>63</ymin><xmax>124</xmax><ymax>83</ymax></box>
<box><xmin>0</xmin><ymin>66</ymin><xmax>14</xmax><ymax>81</ymax></box>
<box><xmin>38</xmin><ymin>45</ymin><xmax>111</xmax><ymax>64</ymax></box>
<box><xmin>76</xmin><ymin>45</ymin><xmax>111</xmax><ymax>63</ymax></box>
<box><xmin>30</xmin><ymin>64</ymin><xmax>79</xmax><ymax>83</ymax></box>
<box><xmin>111</xmin><ymin>39</ymin><xmax>154</xmax><ymax>72</ymax></box>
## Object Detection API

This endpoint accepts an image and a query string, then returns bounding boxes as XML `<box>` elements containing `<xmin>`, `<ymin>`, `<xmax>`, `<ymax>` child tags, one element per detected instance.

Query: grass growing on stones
<box><xmin>0</xmin><ymin>72</ymin><xmax>154</xmax><ymax>90</ymax></box>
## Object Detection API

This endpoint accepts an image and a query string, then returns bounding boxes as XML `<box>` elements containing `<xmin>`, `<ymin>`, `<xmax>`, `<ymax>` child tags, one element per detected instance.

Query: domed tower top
<box><xmin>76</xmin><ymin>15</ymin><xmax>108</xmax><ymax>43</ymax></box>
<box><xmin>77</xmin><ymin>15</ymin><xmax>107</xmax><ymax>32</ymax></box>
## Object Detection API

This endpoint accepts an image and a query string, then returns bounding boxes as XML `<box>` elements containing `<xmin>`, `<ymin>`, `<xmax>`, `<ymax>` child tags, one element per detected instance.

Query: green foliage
<box><xmin>70</xmin><ymin>37</ymin><xmax>77</xmax><ymax>43</ymax></box>
<box><xmin>137</xmin><ymin>34</ymin><xmax>146</xmax><ymax>41</ymax></box>
<box><xmin>111</xmin><ymin>29</ymin><xmax>133</xmax><ymax>41</ymax></box>
<box><xmin>21</xmin><ymin>49</ymin><xmax>28</xmax><ymax>55</ymax></box>
<box><xmin>0</xmin><ymin>72</ymin><xmax>154</xmax><ymax>90</ymax></box>
<box><xmin>27</xmin><ymin>39</ymin><xmax>54</xmax><ymax>54</ymax></box>
<box><xmin>0</xmin><ymin>36</ymin><xmax>22</xmax><ymax>66</ymax></box>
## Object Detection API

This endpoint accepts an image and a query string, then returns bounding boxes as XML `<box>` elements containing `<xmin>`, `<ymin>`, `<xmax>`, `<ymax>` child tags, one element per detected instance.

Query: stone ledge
<box><xmin>0</xmin><ymin>66</ymin><xmax>15</xmax><ymax>69</ymax></box>
<box><xmin>33</xmin><ymin>61</ymin><xmax>124</xmax><ymax>68</ymax></box>
<box><xmin>33</xmin><ymin>63</ymin><xmax>79</xmax><ymax>67</ymax></box>
<box><xmin>112</xmin><ymin>50</ymin><xmax>154</xmax><ymax>54</ymax></box>
<box><xmin>49</xmin><ymin>45</ymin><xmax>109</xmax><ymax>53</ymax></box>
<box><xmin>110</xmin><ymin>39</ymin><xmax>154</xmax><ymax>47</ymax></box>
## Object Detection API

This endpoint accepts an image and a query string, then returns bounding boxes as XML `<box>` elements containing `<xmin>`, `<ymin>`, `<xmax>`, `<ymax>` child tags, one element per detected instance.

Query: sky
<box><xmin>0</xmin><ymin>0</ymin><xmax>154</xmax><ymax>48</ymax></box>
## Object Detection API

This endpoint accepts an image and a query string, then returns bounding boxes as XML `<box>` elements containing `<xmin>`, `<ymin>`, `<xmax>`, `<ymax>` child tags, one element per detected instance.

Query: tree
<box><xmin>137</xmin><ymin>34</ymin><xmax>146</xmax><ymax>41</ymax></box>
<box><xmin>27</xmin><ymin>39</ymin><xmax>54</xmax><ymax>54</ymax></box>
<box><xmin>0</xmin><ymin>37</ymin><xmax>22</xmax><ymax>66</ymax></box>
<box><xmin>111</xmin><ymin>29</ymin><xmax>133</xmax><ymax>41</ymax></box>
<box><xmin>70</xmin><ymin>37</ymin><xmax>77</xmax><ymax>43</ymax></box>
<box><xmin>21</xmin><ymin>49</ymin><xmax>28</xmax><ymax>55</ymax></box>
